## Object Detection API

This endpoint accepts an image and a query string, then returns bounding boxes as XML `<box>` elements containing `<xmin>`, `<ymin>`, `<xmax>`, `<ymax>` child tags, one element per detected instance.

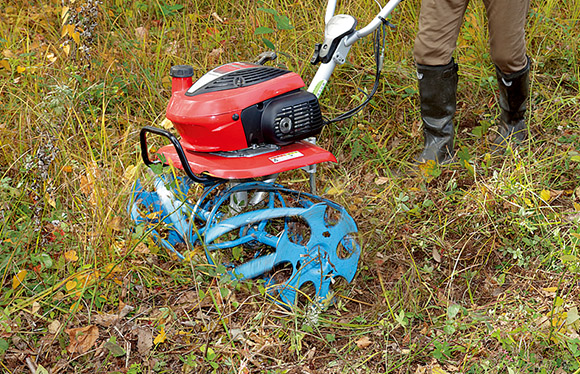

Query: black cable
<box><xmin>324</xmin><ymin>21</ymin><xmax>386</xmax><ymax>125</ymax></box>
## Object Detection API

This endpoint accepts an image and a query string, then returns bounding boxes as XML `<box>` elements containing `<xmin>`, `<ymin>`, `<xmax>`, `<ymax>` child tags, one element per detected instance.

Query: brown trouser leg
<box><xmin>414</xmin><ymin>0</ymin><xmax>529</xmax><ymax>74</ymax></box>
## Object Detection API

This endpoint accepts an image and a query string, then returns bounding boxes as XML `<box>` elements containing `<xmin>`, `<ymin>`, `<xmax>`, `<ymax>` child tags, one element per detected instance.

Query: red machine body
<box><xmin>158</xmin><ymin>140</ymin><xmax>335</xmax><ymax>180</ymax></box>
<box><xmin>167</xmin><ymin>62</ymin><xmax>308</xmax><ymax>152</ymax></box>
<box><xmin>154</xmin><ymin>62</ymin><xmax>335</xmax><ymax>180</ymax></box>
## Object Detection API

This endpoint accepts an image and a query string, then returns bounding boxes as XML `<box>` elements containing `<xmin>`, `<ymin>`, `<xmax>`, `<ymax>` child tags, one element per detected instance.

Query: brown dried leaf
<box><xmin>137</xmin><ymin>327</ymin><xmax>153</xmax><ymax>356</ymax></box>
<box><xmin>94</xmin><ymin>314</ymin><xmax>118</xmax><ymax>327</ymax></box>
<box><xmin>31</xmin><ymin>301</ymin><xmax>41</xmax><ymax>314</ymax></box>
<box><xmin>107</xmin><ymin>216</ymin><xmax>123</xmax><ymax>232</ymax></box>
<box><xmin>209</xmin><ymin>48</ymin><xmax>224</xmax><ymax>60</ymax></box>
<box><xmin>356</xmin><ymin>336</ymin><xmax>372</xmax><ymax>349</ymax></box>
<box><xmin>65</xmin><ymin>325</ymin><xmax>99</xmax><ymax>354</ymax></box>
<box><xmin>135</xmin><ymin>26</ymin><xmax>149</xmax><ymax>41</ymax></box>
<box><xmin>118</xmin><ymin>301</ymin><xmax>134</xmax><ymax>318</ymax></box>
<box><xmin>135</xmin><ymin>243</ymin><xmax>150</xmax><ymax>254</ymax></box>
<box><xmin>48</xmin><ymin>320</ymin><xmax>61</xmax><ymax>335</ymax></box>
<box><xmin>375</xmin><ymin>176</ymin><xmax>389</xmax><ymax>186</ymax></box>
<box><xmin>64</xmin><ymin>250</ymin><xmax>78</xmax><ymax>262</ymax></box>
<box><xmin>79</xmin><ymin>175</ymin><xmax>93</xmax><ymax>196</ymax></box>
<box><xmin>432</xmin><ymin>247</ymin><xmax>441</xmax><ymax>263</ymax></box>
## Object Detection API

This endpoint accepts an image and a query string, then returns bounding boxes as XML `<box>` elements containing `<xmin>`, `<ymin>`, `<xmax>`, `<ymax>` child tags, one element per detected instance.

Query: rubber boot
<box><xmin>415</xmin><ymin>60</ymin><xmax>458</xmax><ymax>164</ymax></box>
<box><xmin>490</xmin><ymin>58</ymin><xmax>530</xmax><ymax>152</ymax></box>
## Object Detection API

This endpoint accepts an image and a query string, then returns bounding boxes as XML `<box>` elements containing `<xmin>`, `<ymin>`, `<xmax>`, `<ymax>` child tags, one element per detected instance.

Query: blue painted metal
<box><xmin>129</xmin><ymin>177</ymin><xmax>360</xmax><ymax>307</ymax></box>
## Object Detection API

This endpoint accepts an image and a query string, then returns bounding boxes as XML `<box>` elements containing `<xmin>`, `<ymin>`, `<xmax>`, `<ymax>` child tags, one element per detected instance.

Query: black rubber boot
<box><xmin>415</xmin><ymin>60</ymin><xmax>458</xmax><ymax>164</ymax></box>
<box><xmin>490</xmin><ymin>58</ymin><xmax>530</xmax><ymax>152</ymax></box>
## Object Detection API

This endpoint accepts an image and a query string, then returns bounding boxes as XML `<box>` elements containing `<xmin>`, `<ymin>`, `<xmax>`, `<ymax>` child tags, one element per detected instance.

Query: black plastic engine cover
<box><xmin>240</xmin><ymin>90</ymin><xmax>324</xmax><ymax>146</ymax></box>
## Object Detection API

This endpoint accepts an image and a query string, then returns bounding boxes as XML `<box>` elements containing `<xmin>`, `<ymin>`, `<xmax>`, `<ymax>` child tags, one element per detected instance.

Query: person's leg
<box><xmin>413</xmin><ymin>0</ymin><xmax>468</xmax><ymax>163</ymax></box>
<box><xmin>484</xmin><ymin>0</ymin><xmax>531</xmax><ymax>150</ymax></box>
<box><xmin>415</xmin><ymin>61</ymin><xmax>458</xmax><ymax>163</ymax></box>
<box><xmin>414</xmin><ymin>0</ymin><xmax>469</xmax><ymax>66</ymax></box>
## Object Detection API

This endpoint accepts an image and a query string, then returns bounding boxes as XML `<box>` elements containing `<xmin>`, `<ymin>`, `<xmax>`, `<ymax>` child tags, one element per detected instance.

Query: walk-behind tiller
<box><xmin>129</xmin><ymin>0</ymin><xmax>401</xmax><ymax>307</ymax></box>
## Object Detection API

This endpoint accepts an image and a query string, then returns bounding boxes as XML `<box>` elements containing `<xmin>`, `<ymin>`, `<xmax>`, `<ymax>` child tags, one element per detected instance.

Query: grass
<box><xmin>1</xmin><ymin>0</ymin><xmax>580</xmax><ymax>372</ymax></box>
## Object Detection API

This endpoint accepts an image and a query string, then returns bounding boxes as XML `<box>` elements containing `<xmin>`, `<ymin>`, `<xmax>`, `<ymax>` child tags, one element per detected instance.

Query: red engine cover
<box><xmin>166</xmin><ymin>62</ymin><xmax>306</xmax><ymax>152</ymax></box>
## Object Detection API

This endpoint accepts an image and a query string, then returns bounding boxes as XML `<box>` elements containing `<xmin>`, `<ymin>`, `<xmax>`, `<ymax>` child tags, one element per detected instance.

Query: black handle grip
<box><xmin>139</xmin><ymin>125</ymin><xmax>215</xmax><ymax>185</ymax></box>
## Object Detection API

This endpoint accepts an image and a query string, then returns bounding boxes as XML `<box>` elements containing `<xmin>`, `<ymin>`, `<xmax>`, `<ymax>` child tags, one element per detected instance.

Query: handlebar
<box><xmin>325</xmin><ymin>0</ymin><xmax>403</xmax><ymax>46</ymax></box>
<box><xmin>140</xmin><ymin>126</ymin><xmax>216</xmax><ymax>185</ymax></box>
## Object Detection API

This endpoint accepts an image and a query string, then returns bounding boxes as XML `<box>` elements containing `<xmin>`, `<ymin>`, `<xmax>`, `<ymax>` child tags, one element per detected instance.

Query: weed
<box><xmin>1</xmin><ymin>0</ymin><xmax>580</xmax><ymax>372</ymax></box>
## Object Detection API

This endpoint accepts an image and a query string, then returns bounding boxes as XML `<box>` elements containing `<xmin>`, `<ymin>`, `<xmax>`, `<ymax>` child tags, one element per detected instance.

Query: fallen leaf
<box><xmin>71</xmin><ymin>30</ymin><xmax>80</xmax><ymax>44</ymax></box>
<box><xmin>69</xmin><ymin>302</ymin><xmax>83</xmax><ymax>313</ymax></box>
<box><xmin>356</xmin><ymin>336</ymin><xmax>372</xmax><ymax>349</ymax></box>
<box><xmin>94</xmin><ymin>314</ymin><xmax>118</xmax><ymax>327</ymax></box>
<box><xmin>153</xmin><ymin>326</ymin><xmax>166</xmax><ymax>345</ymax></box>
<box><xmin>137</xmin><ymin>328</ymin><xmax>153</xmax><ymax>355</ymax></box>
<box><xmin>61</xmin><ymin>24</ymin><xmax>72</xmax><ymax>37</ymax></box>
<box><xmin>64</xmin><ymin>250</ymin><xmax>78</xmax><ymax>262</ymax></box>
<box><xmin>31</xmin><ymin>301</ymin><xmax>41</xmax><ymax>314</ymax></box>
<box><xmin>61</xmin><ymin>6</ymin><xmax>70</xmax><ymax>21</ymax></box>
<box><xmin>123</xmin><ymin>164</ymin><xmax>137</xmax><ymax>182</ymax></box>
<box><xmin>165</xmin><ymin>40</ymin><xmax>178</xmax><ymax>55</ymax></box>
<box><xmin>414</xmin><ymin>365</ymin><xmax>427</xmax><ymax>374</ymax></box>
<box><xmin>417</xmin><ymin>160</ymin><xmax>440</xmax><ymax>182</ymax></box>
<box><xmin>48</xmin><ymin>320</ymin><xmax>61</xmax><ymax>334</ymax></box>
<box><xmin>230</xmin><ymin>328</ymin><xmax>245</xmax><ymax>342</ymax></box>
<box><xmin>540</xmin><ymin>189</ymin><xmax>551</xmax><ymax>202</ymax></box>
<box><xmin>61</xmin><ymin>43</ymin><xmax>70</xmax><ymax>56</ymax></box>
<box><xmin>79</xmin><ymin>175</ymin><xmax>93</xmax><ymax>196</ymax></box>
<box><xmin>375</xmin><ymin>176</ymin><xmax>389</xmax><ymax>186</ymax></box>
<box><xmin>432</xmin><ymin>247</ymin><xmax>441</xmax><ymax>263</ymax></box>
<box><xmin>135</xmin><ymin>243</ymin><xmax>149</xmax><ymax>254</ymax></box>
<box><xmin>135</xmin><ymin>26</ymin><xmax>149</xmax><ymax>41</ymax></box>
<box><xmin>104</xmin><ymin>263</ymin><xmax>122</xmax><ymax>275</ymax></box>
<box><xmin>567</xmin><ymin>307</ymin><xmax>579</xmax><ymax>325</ymax></box>
<box><xmin>12</xmin><ymin>270</ymin><xmax>27</xmax><ymax>289</ymax></box>
<box><xmin>118</xmin><ymin>302</ymin><xmax>134</xmax><ymax>318</ymax></box>
<box><xmin>3</xmin><ymin>49</ymin><xmax>15</xmax><ymax>58</ymax></box>
<box><xmin>104</xmin><ymin>339</ymin><xmax>126</xmax><ymax>357</ymax></box>
<box><xmin>61</xmin><ymin>24</ymin><xmax>79</xmax><ymax>43</ymax></box>
<box><xmin>65</xmin><ymin>280</ymin><xmax>77</xmax><ymax>291</ymax></box>
<box><xmin>45</xmin><ymin>193</ymin><xmax>56</xmax><ymax>208</ymax></box>
<box><xmin>432</xmin><ymin>364</ymin><xmax>450</xmax><ymax>374</ymax></box>
<box><xmin>160</xmin><ymin>117</ymin><xmax>173</xmax><ymax>130</ymax></box>
<box><xmin>65</xmin><ymin>325</ymin><xmax>99</xmax><ymax>354</ymax></box>
<box><xmin>325</xmin><ymin>186</ymin><xmax>344</xmax><ymax>196</ymax></box>
<box><xmin>16</xmin><ymin>66</ymin><xmax>26</xmax><ymax>73</ymax></box>
<box><xmin>107</xmin><ymin>216</ymin><xmax>123</xmax><ymax>232</ymax></box>
<box><xmin>209</xmin><ymin>47</ymin><xmax>224</xmax><ymax>60</ymax></box>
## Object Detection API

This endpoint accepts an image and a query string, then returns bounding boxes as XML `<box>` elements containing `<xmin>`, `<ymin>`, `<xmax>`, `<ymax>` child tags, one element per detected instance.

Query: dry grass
<box><xmin>1</xmin><ymin>0</ymin><xmax>580</xmax><ymax>373</ymax></box>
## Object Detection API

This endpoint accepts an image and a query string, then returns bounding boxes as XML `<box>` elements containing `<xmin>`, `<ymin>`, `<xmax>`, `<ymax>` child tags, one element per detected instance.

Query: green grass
<box><xmin>1</xmin><ymin>0</ymin><xmax>580</xmax><ymax>373</ymax></box>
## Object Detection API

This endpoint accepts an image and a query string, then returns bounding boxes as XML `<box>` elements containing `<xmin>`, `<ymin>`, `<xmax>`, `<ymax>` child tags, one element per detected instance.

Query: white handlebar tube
<box><xmin>345</xmin><ymin>0</ymin><xmax>402</xmax><ymax>46</ymax></box>
<box><xmin>325</xmin><ymin>0</ymin><xmax>338</xmax><ymax>24</ymax></box>
<box><xmin>308</xmin><ymin>0</ymin><xmax>403</xmax><ymax>98</ymax></box>
<box><xmin>307</xmin><ymin>59</ymin><xmax>337</xmax><ymax>98</ymax></box>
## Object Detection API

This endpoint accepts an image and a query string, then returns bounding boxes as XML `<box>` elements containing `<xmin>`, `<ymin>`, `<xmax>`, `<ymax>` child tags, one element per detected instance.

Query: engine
<box><xmin>166</xmin><ymin>63</ymin><xmax>324</xmax><ymax>153</ymax></box>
